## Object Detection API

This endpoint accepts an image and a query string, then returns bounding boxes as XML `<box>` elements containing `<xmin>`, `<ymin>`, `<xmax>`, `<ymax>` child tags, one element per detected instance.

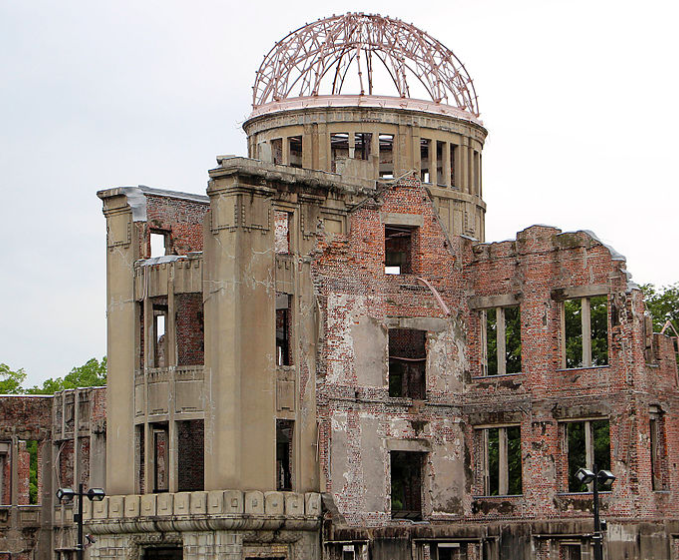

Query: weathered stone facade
<box><xmin>2</xmin><ymin>12</ymin><xmax>679</xmax><ymax>560</ymax></box>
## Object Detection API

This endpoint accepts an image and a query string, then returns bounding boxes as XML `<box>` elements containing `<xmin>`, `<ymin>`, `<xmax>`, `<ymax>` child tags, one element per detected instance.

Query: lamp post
<box><xmin>574</xmin><ymin>465</ymin><xmax>616</xmax><ymax>560</ymax></box>
<box><xmin>56</xmin><ymin>484</ymin><xmax>106</xmax><ymax>560</ymax></box>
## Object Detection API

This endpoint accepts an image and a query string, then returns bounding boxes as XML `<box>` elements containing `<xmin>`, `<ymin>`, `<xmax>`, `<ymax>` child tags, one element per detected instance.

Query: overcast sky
<box><xmin>1</xmin><ymin>0</ymin><xmax>677</xmax><ymax>386</ymax></box>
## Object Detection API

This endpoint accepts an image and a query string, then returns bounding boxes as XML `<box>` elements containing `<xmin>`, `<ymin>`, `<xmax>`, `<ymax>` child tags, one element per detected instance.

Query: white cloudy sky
<box><xmin>1</xmin><ymin>0</ymin><xmax>678</xmax><ymax>386</ymax></box>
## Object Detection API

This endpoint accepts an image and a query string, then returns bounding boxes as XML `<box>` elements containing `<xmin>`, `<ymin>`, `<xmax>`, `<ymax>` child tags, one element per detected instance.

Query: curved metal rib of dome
<box><xmin>253</xmin><ymin>13</ymin><xmax>479</xmax><ymax>116</ymax></box>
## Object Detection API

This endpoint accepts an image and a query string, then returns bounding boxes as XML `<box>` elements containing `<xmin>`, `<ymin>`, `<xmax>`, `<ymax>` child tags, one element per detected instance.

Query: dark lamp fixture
<box><xmin>55</xmin><ymin>488</ymin><xmax>75</xmax><ymax>501</ymax></box>
<box><xmin>87</xmin><ymin>488</ymin><xmax>106</xmax><ymax>501</ymax></box>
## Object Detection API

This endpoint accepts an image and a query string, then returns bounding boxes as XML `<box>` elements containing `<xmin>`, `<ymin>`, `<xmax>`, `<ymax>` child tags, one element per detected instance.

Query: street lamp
<box><xmin>574</xmin><ymin>465</ymin><xmax>615</xmax><ymax>560</ymax></box>
<box><xmin>56</xmin><ymin>483</ymin><xmax>106</xmax><ymax>560</ymax></box>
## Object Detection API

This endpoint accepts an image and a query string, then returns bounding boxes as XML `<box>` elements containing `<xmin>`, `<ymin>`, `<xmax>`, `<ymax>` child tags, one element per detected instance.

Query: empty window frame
<box><xmin>153</xmin><ymin>305</ymin><xmax>168</xmax><ymax>368</ymax></box>
<box><xmin>135</xmin><ymin>425</ymin><xmax>145</xmax><ymax>494</ymax></box>
<box><xmin>436</xmin><ymin>543</ymin><xmax>469</xmax><ymax>560</ymax></box>
<box><xmin>390</xmin><ymin>451</ymin><xmax>424</xmax><ymax>519</ymax></box>
<box><xmin>650</xmin><ymin>406</ymin><xmax>669</xmax><ymax>491</ymax></box>
<box><xmin>276</xmin><ymin>294</ymin><xmax>292</xmax><ymax>366</ymax></box>
<box><xmin>354</xmin><ymin>133</ymin><xmax>372</xmax><ymax>160</ymax></box>
<box><xmin>560</xmin><ymin>543</ymin><xmax>582</xmax><ymax>560</ymax></box>
<box><xmin>143</xmin><ymin>547</ymin><xmax>183</xmax><ymax>560</ymax></box>
<box><xmin>152</xmin><ymin>423</ymin><xmax>169</xmax><ymax>493</ymax></box>
<box><xmin>566</xmin><ymin>419</ymin><xmax>610</xmax><ymax>492</ymax></box>
<box><xmin>271</xmin><ymin>138</ymin><xmax>283</xmax><ymax>165</ymax></box>
<box><xmin>150</xmin><ymin>231</ymin><xmax>168</xmax><ymax>258</ymax></box>
<box><xmin>274</xmin><ymin>211</ymin><xmax>291</xmax><ymax>254</ymax></box>
<box><xmin>388</xmin><ymin>329</ymin><xmax>426</xmax><ymax>399</ymax></box>
<box><xmin>177</xmin><ymin>420</ymin><xmax>204</xmax><ymax>492</ymax></box>
<box><xmin>0</xmin><ymin>443</ymin><xmax>8</xmax><ymax>505</ymax></box>
<box><xmin>176</xmin><ymin>294</ymin><xmax>204</xmax><ymax>366</ymax></box>
<box><xmin>450</xmin><ymin>144</ymin><xmax>457</xmax><ymax>189</ymax></box>
<box><xmin>385</xmin><ymin>225</ymin><xmax>415</xmax><ymax>275</ymax></box>
<box><xmin>436</xmin><ymin>141</ymin><xmax>445</xmax><ymax>185</ymax></box>
<box><xmin>420</xmin><ymin>139</ymin><xmax>431</xmax><ymax>183</ymax></box>
<box><xmin>26</xmin><ymin>440</ymin><xmax>39</xmax><ymax>504</ymax></box>
<box><xmin>563</xmin><ymin>295</ymin><xmax>608</xmax><ymax>368</ymax></box>
<box><xmin>378</xmin><ymin>134</ymin><xmax>394</xmax><ymax>178</ymax></box>
<box><xmin>482</xmin><ymin>306</ymin><xmax>521</xmax><ymax>375</ymax></box>
<box><xmin>276</xmin><ymin>420</ymin><xmax>293</xmax><ymax>491</ymax></box>
<box><xmin>330</xmin><ymin>133</ymin><xmax>349</xmax><ymax>172</ymax></box>
<box><xmin>478</xmin><ymin>426</ymin><xmax>522</xmax><ymax>496</ymax></box>
<box><xmin>288</xmin><ymin>136</ymin><xmax>302</xmax><ymax>168</ymax></box>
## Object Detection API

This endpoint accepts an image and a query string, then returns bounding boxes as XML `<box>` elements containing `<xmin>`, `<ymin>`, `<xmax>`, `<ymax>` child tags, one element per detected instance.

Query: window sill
<box><xmin>556</xmin><ymin>365</ymin><xmax>610</xmax><ymax>373</ymax></box>
<box><xmin>556</xmin><ymin>491</ymin><xmax>612</xmax><ymax>497</ymax></box>
<box><xmin>473</xmin><ymin>494</ymin><xmax>523</xmax><ymax>499</ymax></box>
<box><xmin>471</xmin><ymin>372</ymin><xmax>524</xmax><ymax>380</ymax></box>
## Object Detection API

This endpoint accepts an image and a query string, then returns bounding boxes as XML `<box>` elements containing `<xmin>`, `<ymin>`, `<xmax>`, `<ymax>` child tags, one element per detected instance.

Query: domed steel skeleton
<box><xmin>253</xmin><ymin>13</ymin><xmax>479</xmax><ymax>116</ymax></box>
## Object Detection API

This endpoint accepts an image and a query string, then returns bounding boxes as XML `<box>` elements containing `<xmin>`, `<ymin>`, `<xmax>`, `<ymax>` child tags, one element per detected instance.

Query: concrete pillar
<box><xmin>98</xmin><ymin>190</ymin><xmax>142</xmax><ymax>495</ymax></box>
<box><xmin>204</xmin><ymin>174</ymin><xmax>276</xmax><ymax>490</ymax></box>
<box><xmin>430</xmin><ymin>139</ymin><xmax>438</xmax><ymax>185</ymax></box>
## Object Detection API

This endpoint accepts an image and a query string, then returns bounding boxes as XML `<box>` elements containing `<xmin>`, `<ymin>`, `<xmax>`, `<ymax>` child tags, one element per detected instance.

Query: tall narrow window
<box><xmin>177</xmin><ymin>420</ymin><xmax>204</xmax><ymax>492</ymax></box>
<box><xmin>135</xmin><ymin>425</ymin><xmax>145</xmax><ymax>494</ymax></box>
<box><xmin>566</xmin><ymin>420</ymin><xmax>610</xmax><ymax>492</ymax></box>
<box><xmin>388</xmin><ymin>329</ymin><xmax>426</xmax><ymax>399</ymax></box>
<box><xmin>152</xmin><ymin>423</ymin><xmax>169</xmax><ymax>493</ymax></box>
<box><xmin>27</xmin><ymin>440</ymin><xmax>38</xmax><ymax>504</ymax></box>
<box><xmin>276</xmin><ymin>420</ymin><xmax>293</xmax><ymax>491</ymax></box>
<box><xmin>354</xmin><ymin>133</ymin><xmax>372</xmax><ymax>160</ymax></box>
<box><xmin>288</xmin><ymin>136</ymin><xmax>302</xmax><ymax>168</ymax></box>
<box><xmin>276</xmin><ymin>294</ymin><xmax>292</xmax><ymax>366</ymax></box>
<box><xmin>176</xmin><ymin>294</ymin><xmax>204</xmax><ymax>367</ymax></box>
<box><xmin>384</xmin><ymin>226</ymin><xmax>416</xmax><ymax>275</ymax></box>
<box><xmin>436</xmin><ymin>141</ymin><xmax>445</xmax><ymax>185</ymax></box>
<box><xmin>420</xmin><ymin>139</ymin><xmax>431</xmax><ymax>183</ymax></box>
<box><xmin>330</xmin><ymin>133</ymin><xmax>349</xmax><ymax>172</ymax></box>
<box><xmin>563</xmin><ymin>295</ymin><xmax>608</xmax><ymax>368</ymax></box>
<box><xmin>650</xmin><ymin>406</ymin><xmax>668</xmax><ymax>491</ymax></box>
<box><xmin>391</xmin><ymin>451</ymin><xmax>424</xmax><ymax>519</ymax></box>
<box><xmin>378</xmin><ymin>134</ymin><xmax>394</xmax><ymax>178</ymax></box>
<box><xmin>482</xmin><ymin>306</ymin><xmax>521</xmax><ymax>375</ymax></box>
<box><xmin>274</xmin><ymin>211</ymin><xmax>291</xmax><ymax>254</ymax></box>
<box><xmin>450</xmin><ymin>144</ymin><xmax>457</xmax><ymax>189</ymax></box>
<box><xmin>0</xmin><ymin>443</ymin><xmax>8</xmax><ymax>505</ymax></box>
<box><xmin>153</xmin><ymin>305</ymin><xmax>168</xmax><ymax>368</ymax></box>
<box><xmin>271</xmin><ymin>138</ymin><xmax>283</xmax><ymax>165</ymax></box>
<box><xmin>479</xmin><ymin>426</ymin><xmax>522</xmax><ymax>496</ymax></box>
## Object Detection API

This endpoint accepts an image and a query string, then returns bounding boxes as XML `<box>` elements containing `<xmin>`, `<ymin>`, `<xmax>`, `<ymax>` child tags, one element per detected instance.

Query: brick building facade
<box><xmin>2</xmin><ymin>12</ymin><xmax>678</xmax><ymax>560</ymax></box>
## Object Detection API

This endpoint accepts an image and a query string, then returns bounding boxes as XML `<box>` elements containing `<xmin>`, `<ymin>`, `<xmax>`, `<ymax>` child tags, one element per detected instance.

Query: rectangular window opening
<box><xmin>354</xmin><ymin>133</ymin><xmax>372</xmax><ymax>161</ymax></box>
<box><xmin>0</xmin><ymin>444</ymin><xmax>9</xmax><ymax>505</ymax></box>
<box><xmin>564</xmin><ymin>296</ymin><xmax>608</xmax><ymax>368</ymax></box>
<box><xmin>560</xmin><ymin>544</ymin><xmax>582</xmax><ymax>560</ymax></box>
<box><xmin>276</xmin><ymin>420</ymin><xmax>294</xmax><ymax>491</ymax></box>
<box><xmin>436</xmin><ymin>543</ymin><xmax>466</xmax><ymax>560</ymax></box>
<box><xmin>276</xmin><ymin>294</ymin><xmax>292</xmax><ymax>366</ymax></box>
<box><xmin>331</xmin><ymin>133</ymin><xmax>349</xmax><ymax>172</ymax></box>
<box><xmin>389</xmin><ymin>328</ymin><xmax>426</xmax><ymax>399</ymax></box>
<box><xmin>436</xmin><ymin>141</ymin><xmax>445</xmax><ymax>185</ymax></box>
<box><xmin>177</xmin><ymin>420</ymin><xmax>204</xmax><ymax>492</ymax></box>
<box><xmin>566</xmin><ymin>420</ymin><xmax>610</xmax><ymax>492</ymax></box>
<box><xmin>420</xmin><ymin>139</ymin><xmax>431</xmax><ymax>183</ymax></box>
<box><xmin>176</xmin><ymin>294</ymin><xmax>204</xmax><ymax>367</ymax></box>
<box><xmin>143</xmin><ymin>547</ymin><xmax>183</xmax><ymax>560</ymax></box>
<box><xmin>27</xmin><ymin>440</ymin><xmax>39</xmax><ymax>505</ymax></box>
<box><xmin>288</xmin><ymin>136</ymin><xmax>302</xmax><ymax>168</ymax></box>
<box><xmin>379</xmin><ymin>134</ymin><xmax>394</xmax><ymax>178</ymax></box>
<box><xmin>274</xmin><ymin>211</ymin><xmax>291</xmax><ymax>254</ymax></box>
<box><xmin>150</xmin><ymin>232</ymin><xmax>168</xmax><ymax>258</ymax></box>
<box><xmin>385</xmin><ymin>225</ymin><xmax>414</xmax><ymax>275</ymax></box>
<box><xmin>153</xmin><ymin>306</ymin><xmax>168</xmax><ymax>368</ymax></box>
<box><xmin>481</xmin><ymin>426</ymin><xmax>522</xmax><ymax>496</ymax></box>
<box><xmin>650</xmin><ymin>406</ymin><xmax>668</xmax><ymax>491</ymax></box>
<box><xmin>390</xmin><ymin>451</ymin><xmax>424</xmax><ymax>519</ymax></box>
<box><xmin>271</xmin><ymin>138</ymin><xmax>283</xmax><ymax>165</ymax></box>
<box><xmin>135</xmin><ymin>425</ymin><xmax>145</xmax><ymax>494</ymax></box>
<box><xmin>483</xmin><ymin>306</ymin><xmax>521</xmax><ymax>375</ymax></box>
<box><xmin>152</xmin><ymin>423</ymin><xmax>169</xmax><ymax>493</ymax></box>
<box><xmin>450</xmin><ymin>144</ymin><xmax>457</xmax><ymax>189</ymax></box>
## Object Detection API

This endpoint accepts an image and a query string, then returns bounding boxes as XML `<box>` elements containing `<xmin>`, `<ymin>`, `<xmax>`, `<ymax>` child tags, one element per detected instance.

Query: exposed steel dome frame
<box><xmin>252</xmin><ymin>13</ymin><xmax>480</xmax><ymax>116</ymax></box>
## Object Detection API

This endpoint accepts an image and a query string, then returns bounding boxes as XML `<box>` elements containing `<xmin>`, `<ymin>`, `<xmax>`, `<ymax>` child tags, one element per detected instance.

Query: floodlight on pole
<box><xmin>56</xmin><ymin>484</ymin><xmax>106</xmax><ymax>560</ymax></box>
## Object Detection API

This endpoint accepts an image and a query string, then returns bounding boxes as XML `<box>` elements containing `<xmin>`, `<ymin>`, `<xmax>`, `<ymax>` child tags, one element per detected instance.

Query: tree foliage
<box><xmin>0</xmin><ymin>363</ymin><xmax>27</xmax><ymax>394</ymax></box>
<box><xmin>641</xmin><ymin>282</ymin><xmax>679</xmax><ymax>334</ymax></box>
<box><xmin>0</xmin><ymin>358</ymin><xmax>106</xmax><ymax>395</ymax></box>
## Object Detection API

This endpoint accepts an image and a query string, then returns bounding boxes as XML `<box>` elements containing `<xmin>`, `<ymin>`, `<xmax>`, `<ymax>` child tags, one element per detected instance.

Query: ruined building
<box><xmin>2</xmin><ymin>12</ymin><xmax>679</xmax><ymax>560</ymax></box>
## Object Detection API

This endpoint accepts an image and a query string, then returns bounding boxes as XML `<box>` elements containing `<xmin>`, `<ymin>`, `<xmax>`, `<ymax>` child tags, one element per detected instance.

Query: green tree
<box><xmin>0</xmin><ymin>363</ymin><xmax>27</xmax><ymax>394</ymax></box>
<box><xmin>641</xmin><ymin>282</ymin><xmax>679</xmax><ymax>333</ymax></box>
<box><xmin>27</xmin><ymin>357</ymin><xmax>107</xmax><ymax>394</ymax></box>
